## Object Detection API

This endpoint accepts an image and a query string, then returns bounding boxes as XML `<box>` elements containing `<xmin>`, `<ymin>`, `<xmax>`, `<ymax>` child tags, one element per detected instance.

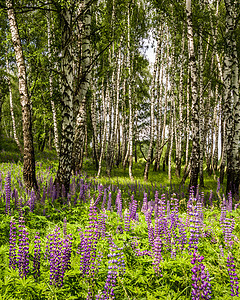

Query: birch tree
<box><xmin>6</xmin><ymin>0</ymin><xmax>38</xmax><ymax>190</ymax></box>
<box><xmin>186</xmin><ymin>0</ymin><xmax>200</xmax><ymax>189</ymax></box>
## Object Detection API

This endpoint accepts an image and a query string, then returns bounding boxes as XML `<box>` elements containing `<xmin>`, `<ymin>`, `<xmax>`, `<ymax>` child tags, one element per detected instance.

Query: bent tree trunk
<box><xmin>6</xmin><ymin>0</ymin><xmax>37</xmax><ymax>190</ymax></box>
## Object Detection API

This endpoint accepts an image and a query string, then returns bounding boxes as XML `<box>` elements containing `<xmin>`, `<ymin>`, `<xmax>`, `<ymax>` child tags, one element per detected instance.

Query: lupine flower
<box><xmin>130</xmin><ymin>195</ymin><xmax>137</xmax><ymax>220</ymax></box>
<box><xmin>5</xmin><ymin>172</ymin><xmax>11</xmax><ymax>215</ymax></box>
<box><xmin>33</xmin><ymin>232</ymin><xmax>41</xmax><ymax>279</ymax></box>
<box><xmin>189</xmin><ymin>206</ymin><xmax>201</xmax><ymax>253</ymax></box>
<box><xmin>99</xmin><ymin>211</ymin><xmax>106</xmax><ymax>238</ymax></box>
<box><xmin>101</xmin><ymin>247</ymin><xmax>126</xmax><ymax>299</ymax></box>
<box><xmin>191</xmin><ymin>251</ymin><xmax>211</xmax><ymax>299</ymax></box>
<box><xmin>9</xmin><ymin>217</ymin><xmax>17</xmax><ymax>269</ymax></box>
<box><xmin>223</xmin><ymin>218</ymin><xmax>234</xmax><ymax>248</ymax></box>
<box><xmin>115</xmin><ymin>190</ymin><xmax>123</xmax><ymax>218</ymax></box>
<box><xmin>141</xmin><ymin>192</ymin><xmax>148</xmax><ymax>213</ymax></box>
<box><xmin>153</xmin><ymin>236</ymin><xmax>163</xmax><ymax>276</ymax></box>
<box><xmin>107</xmin><ymin>192</ymin><xmax>112</xmax><ymax>211</ymax></box>
<box><xmin>124</xmin><ymin>209</ymin><xmax>131</xmax><ymax>232</ymax></box>
<box><xmin>95</xmin><ymin>185</ymin><xmax>103</xmax><ymax>206</ymax></box>
<box><xmin>17</xmin><ymin>217</ymin><xmax>29</xmax><ymax>278</ymax></box>
<box><xmin>228</xmin><ymin>191</ymin><xmax>233</xmax><ymax>212</ymax></box>
<box><xmin>227</xmin><ymin>253</ymin><xmax>239</xmax><ymax>297</ymax></box>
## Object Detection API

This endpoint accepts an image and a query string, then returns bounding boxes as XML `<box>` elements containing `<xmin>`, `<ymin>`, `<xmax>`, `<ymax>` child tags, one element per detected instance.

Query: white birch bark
<box><xmin>6</xmin><ymin>55</ymin><xmax>23</xmax><ymax>154</ymax></box>
<box><xmin>186</xmin><ymin>0</ymin><xmax>200</xmax><ymax>189</ymax></box>
<box><xmin>6</xmin><ymin>0</ymin><xmax>38</xmax><ymax>190</ymax></box>
<box><xmin>47</xmin><ymin>12</ymin><xmax>60</xmax><ymax>157</ymax></box>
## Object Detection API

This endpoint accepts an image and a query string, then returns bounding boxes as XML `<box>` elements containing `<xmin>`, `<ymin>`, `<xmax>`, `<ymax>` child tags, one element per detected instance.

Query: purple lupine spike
<box><xmin>223</xmin><ymin>218</ymin><xmax>234</xmax><ymax>248</ymax></box>
<box><xmin>191</xmin><ymin>251</ymin><xmax>211</xmax><ymax>299</ymax></box>
<box><xmin>148</xmin><ymin>224</ymin><xmax>154</xmax><ymax>247</ymax></box>
<box><xmin>17</xmin><ymin>217</ymin><xmax>29</xmax><ymax>278</ymax></box>
<box><xmin>99</xmin><ymin>211</ymin><xmax>106</xmax><ymax>238</ymax></box>
<box><xmin>130</xmin><ymin>195</ymin><xmax>137</xmax><ymax>220</ymax></box>
<box><xmin>94</xmin><ymin>184</ymin><xmax>103</xmax><ymax>206</ymax></box>
<box><xmin>189</xmin><ymin>205</ymin><xmax>201</xmax><ymax>253</ymax></box>
<box><xmin>33</xmin><ymin>232</ymin><xmax>41</xmax><ymax>279</ymax></box>
<box><xmin>124</xmin><ymin>209</ymin><xmax>131</xmax><ymax>232</ymax></box>
<box><xmin>153</xmin><ymin>236</ymin><xmax>163</xmax><ymax>276</ymax></box>
<box><xmin>227</xmin><ymin>253</ymin><xmax>239</xmax><ymax>297</ymax></box>
<box><xmin>9</xmin><ymin>217</ymin><xmax>17</xmax><ymax>269</ymax></box>
<box><xmin>101</xmin><ymin>247</ymin><xmax>126</xmax><ymax>299</ymax></box>
<box><xmin>116</xmin><ymin>190</ymin><xmax>123</xmax><ymax>218</ymax></box>
<box><xmin>107</xmin><ymin>192</ymin><xmax>112</xmax><ymax>211</ymax></box>
<box><xmin>178</xmin><ymin>220</ymin><xmax>187</xmax><ymax>250</ymax></box>
<box><xmin>5</xmin><ymin>172</ymin><xmax>11</xmax><ymax>215</ymax></box>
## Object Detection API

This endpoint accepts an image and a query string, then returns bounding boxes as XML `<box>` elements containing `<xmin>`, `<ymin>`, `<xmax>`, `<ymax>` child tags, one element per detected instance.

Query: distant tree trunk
<box><xmin>6</xmin><ymin>0</ymin><xmax>37</xmax><ymax>190</ymax></box>
<box><xmin>91</xmin><ymin>82</ymin><xmax>99</xmax><ymax>170</ymax></box>
<box><xmin>6</xmin><ymin>56</ymin><xmax>23</xmax><ymax>154</ymax></box>
<box><xmin>154</xmin><ymin>49</ymin><xmax>163</xmax><ymax>171</ymax></box>
<box><xmin>184</xmin><ymin>67</ymin><xmax>190</xmax><ymax>172</ymax></box>
<box><xmin>175</xmin><ymin>29</ymin><xmax>185</xmax><ymax>177</ymax></box>
<box><xmin>97</xmin><ymin>83</ymin><xmax>107</xmax><ymax>177</ymax></box>
<box><xmin>144</xmin><ymin>30</ymin><xmax>160</xmax><ymax>181</ymax></box>
<box><xmin>168</xmin><ymin>102</ymin><xmax>174</xmax><ymax>181</ymax></box>
<box><xmin>213</xmin><ymin>91</ymin><xmax>219</xmax><ymax>171</ymax></box>
<box><xmin>186</xmin><ymin>0</ymin><xmax>200</xmax><ymax>189</ymax></box>
<box><xmin>158</xmin><ymin>32</ymin><xmax>170</xmax><ymax>172</ymax></box>
<box><xmin>47</xmin><ymin>11</ymin><xmax>60</xmax><ymax>157</ymax></box>
<box><xmin>122</xmin><ymin>80</ymin><xmax>128</xmax><ymax>168</ymax></box>
<box><xmin>127</xmin><ymin>5</ymin><xmax>134</xmax><ymax>181</ymax></box>
<box><xmin>198</xmin><ymin>18</ymin><xmax>204</xmax><ymax>187</ymax></box>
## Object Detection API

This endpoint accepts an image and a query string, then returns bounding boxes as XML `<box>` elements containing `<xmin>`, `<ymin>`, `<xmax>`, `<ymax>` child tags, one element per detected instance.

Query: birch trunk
<box><xmin>143</xmin><ymin>31</ymin><xmax>161</xmax><ymax>181</ymax></box>
<box><xmin>72</xmin><ymin>1</ymin><xmax>91</xmax><ymax>173</ymax></box>
<box><xmin>55</xmin><ymin>9</ymin><xmax>74</xmax><ymax>193</ymax></box>
<box><xmin>198</xmin><ymin>17</ymin><xmax>204</xmax><ymax>187</ymax></box>
<box><xmin>224</xmin><ymin>0</ymin><xmax>240</xmax><ymax>197</ymax></box>
<box><xmin>127</xmin><ymin>5</ymin><xmax>134</xmax><ymax>181</ymax></box>
<box><xmin>47</xmin><ymin>12</ymin><xmax>60</xmax><ymax>157</ymax></box>
<box><xmin>175</xmin><ymin>29</ymin><xmax>185</xmax><ymax>177</ymax></box>
<box><xmin>97</xmin><ymin>83</ymin><xmax>108</xmax><ymax>177</ymax></box>
<box><xmin>186</xmin><ymin>0</ymin><xmax>200</xmax><ymax>189</ymax></box>
<box><xmin>6</xmin><ymin>0</ymin><xmax>37</xmax><ymax>190</ymax></box>
<box><xmin>6</xmin><ymin>56</ymin><xmax>23</xmax><ymax>154</ymax></box>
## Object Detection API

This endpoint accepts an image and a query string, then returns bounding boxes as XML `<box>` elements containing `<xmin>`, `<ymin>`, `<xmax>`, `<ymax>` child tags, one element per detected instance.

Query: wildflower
<box><xmin>227</xmin><ymin>253</ymin><xmax>239</xmax><ymax>297</ymax></box>
<box><xmin>9</xmin><ymin>217</ymin><xmax>17</xmax><ymax>269</ymax></box>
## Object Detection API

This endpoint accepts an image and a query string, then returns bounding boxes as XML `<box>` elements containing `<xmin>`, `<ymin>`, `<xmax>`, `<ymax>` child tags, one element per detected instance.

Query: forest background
<box><xmin>0</xmin><ymin>0</ymin><xmax>239</xmax><ymax>198</ymax></box>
